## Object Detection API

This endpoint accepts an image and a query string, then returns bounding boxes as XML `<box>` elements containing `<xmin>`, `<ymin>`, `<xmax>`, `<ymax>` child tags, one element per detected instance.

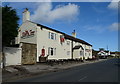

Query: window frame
<box><xmin>48</xmin><ymin>47</ymin><xmax>56</xmax><ymax>56</ymax></box>
<box><xmin>49</xmin><ymin>32</ymin><xmax>56</xmax><ymax>40</ymax></box>
<box><xmin>67</xmin><ymin>41</ymin><xmax>70</xmax><ymax>45</ymax></box>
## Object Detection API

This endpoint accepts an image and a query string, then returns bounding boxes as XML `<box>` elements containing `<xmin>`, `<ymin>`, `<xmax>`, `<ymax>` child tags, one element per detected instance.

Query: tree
<box><xmin>2</xmin><ymin>6</ymin><xmax>19</xmax><ymax>47</ymax></box>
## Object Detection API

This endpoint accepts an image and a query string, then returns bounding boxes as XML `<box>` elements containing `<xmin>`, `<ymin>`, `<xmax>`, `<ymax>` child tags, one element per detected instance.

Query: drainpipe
<box><xmin>83</xmin><ymin>49</ymin><xmax>85</xmax><ymax>62</ymax></box>
<box><xmin>71</xmin><ymin>40</ymin><xmax>73</xmax><ymax>59</ymax></box>
<box><xmin>83</xmin><ymin>46</ymin><xmax>85</xmax><ymax>62</ymax></box>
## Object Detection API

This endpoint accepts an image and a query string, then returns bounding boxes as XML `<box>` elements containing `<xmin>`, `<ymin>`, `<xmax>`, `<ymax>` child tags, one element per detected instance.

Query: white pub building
<box><xmin>15</xmin><ymin>8</ymin><xmax>92</xmax><ymax>64</ymax></box>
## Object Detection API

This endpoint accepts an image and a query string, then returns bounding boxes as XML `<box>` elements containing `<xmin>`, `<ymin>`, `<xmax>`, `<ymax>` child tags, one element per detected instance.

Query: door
<box><xmin>22</xmin><ymin>43</ymin><xmax>37</xmax><ymax>64</ymax></box>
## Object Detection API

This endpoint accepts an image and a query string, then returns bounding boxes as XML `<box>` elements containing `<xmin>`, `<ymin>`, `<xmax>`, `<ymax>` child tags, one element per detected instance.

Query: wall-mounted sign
<box><xmin>21</xmin><ymin>30</ymin><xmax>35</xmax><ymax>38</ymax></box>
<box><xmin>85</xmin><ymin>49</ymin><xmax>91</xmax><ymax>52</ymax></box>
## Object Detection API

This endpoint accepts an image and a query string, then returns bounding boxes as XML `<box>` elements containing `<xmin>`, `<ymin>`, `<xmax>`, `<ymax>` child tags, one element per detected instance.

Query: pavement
<box><xmin>2</xmin><ymin>59</ymin><xmax>108</xmax><ymax>82</ymax></box>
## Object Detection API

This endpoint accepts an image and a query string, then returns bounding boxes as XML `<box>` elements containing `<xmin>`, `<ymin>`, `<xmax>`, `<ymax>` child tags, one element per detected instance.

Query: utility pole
<box><xmin>107</xmin><ymin>45</ymin><xmax>108</xmax><ymax>51</ymax></box>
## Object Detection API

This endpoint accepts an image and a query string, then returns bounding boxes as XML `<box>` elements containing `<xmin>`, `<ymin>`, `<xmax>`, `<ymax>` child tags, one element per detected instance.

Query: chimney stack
<box><xmin>23</xmin><ymin>8</ymin><xmax>30</xmax><ymax>23</ymax></box>
<box><xmin>72</xmin><ymin>30</ymin><xmax>76</xmax><ymax>38</ymax></box>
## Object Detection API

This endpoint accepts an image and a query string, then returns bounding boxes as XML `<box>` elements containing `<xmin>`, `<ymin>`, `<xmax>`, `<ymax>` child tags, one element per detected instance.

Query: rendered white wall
<box><xmin>73</xmin><ymin>48</ymin><xmax>84</xmax><ymax>59</ymax></box>
<box><xmin>18</xmin><ymin>21</ymin><xmax>37</xmax><ymax>44</ymax></box>
<box><xmin>73</xmin><ymin>41</ymin><xmax>92</xmax><ymax>59</ymax></box>
<box><xmin>36</xmin><ymin>26</ymin><xmax>72</xmax><ymax>62</ymax></box>
<box><xmin>17</xmin><ymin>21</ymin><xmax>92</xmax><ymax>61</ymax></box>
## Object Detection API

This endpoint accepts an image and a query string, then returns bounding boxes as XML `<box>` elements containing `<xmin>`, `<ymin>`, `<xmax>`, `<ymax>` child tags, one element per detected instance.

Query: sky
<box><xmin>2</xmin><ymin>1</ymin><xmax>119</xmax><ymax>52</ymax></box>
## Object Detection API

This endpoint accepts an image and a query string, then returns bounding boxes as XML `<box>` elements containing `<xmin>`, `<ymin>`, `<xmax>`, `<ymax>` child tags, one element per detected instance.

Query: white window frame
<box><xmin>89</xmin><ymin>53</ymin><xmax>90</xmax><ymax>56</ymax></box>
<box><xmin>48</xmin><ymin>47</ymin><xmax>56</xmax><ymax>56</ymax></box>
<box><xmin>80</xmin><ymin>51</ymin><xmax>83</xmax><ymax>56</ymax></box>
<box><xmin>49</xmin><ymin>32</ymin><xmax>56</xmax><ymax>40</ymax></box>
<box><xmin>67</xmin><ymin>41</ymin><xmax>70</xmax><ymax>45</ymax></box>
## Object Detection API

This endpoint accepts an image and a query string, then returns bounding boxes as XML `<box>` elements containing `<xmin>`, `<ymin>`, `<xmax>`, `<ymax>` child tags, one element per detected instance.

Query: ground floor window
<box><xmin>67</xmin><ymin>51</ymin><xmax>70</xmax><ymax>55</ymax></box>
<box><xmin>80</xmin><ymin>51</ymin><xmax>83</xmax><ymax>56</ymax></box>
<box><xmin>48</xmin><ymin>47</ymin><xmax>56</xmax><ymax>56</ymax></box>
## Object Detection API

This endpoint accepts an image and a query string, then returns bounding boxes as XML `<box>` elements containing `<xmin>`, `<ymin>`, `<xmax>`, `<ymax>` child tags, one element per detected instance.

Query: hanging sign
<box><xmin>60</xmin><ymin>35</ymin><xmax>65</xmax><ymax>42</ymax></box>
<box><xmin>21</xmin><ymin>30</ymin><xmax>35</xmax><ymax>38</ymax></box>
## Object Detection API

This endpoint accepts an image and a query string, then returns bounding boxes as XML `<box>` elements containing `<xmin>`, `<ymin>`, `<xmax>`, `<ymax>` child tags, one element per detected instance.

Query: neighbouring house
<box><xmin>98</xmin><ymin>48</ymin><xmax>110</xmax><ymax>59</ymax></box>
<box><xmin>110</xmin><ymin>52</ymin><xmax>116</xmax><ymax>57</ymax></box>
<box><xmin>110</xmin><ymin>52</ymin><xmax>120</xmax><ymax>57</ymax></box>
<box><xmin>14</xmin><ymin>8</ymin><xmax>92</xmax><ymax>64</ymax></box>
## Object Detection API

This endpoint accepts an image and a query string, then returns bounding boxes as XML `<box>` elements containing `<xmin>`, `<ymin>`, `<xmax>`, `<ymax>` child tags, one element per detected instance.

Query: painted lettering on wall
<box><xmin>21</xmin><ymin>30</ymin><xmax>35</xmax><ymax>38</ymax></box>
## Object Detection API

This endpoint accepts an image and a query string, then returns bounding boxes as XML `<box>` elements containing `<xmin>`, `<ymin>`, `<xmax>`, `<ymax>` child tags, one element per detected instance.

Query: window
<box><xmin>49</xmin><ymin>32</ymin><xmax>56</xmax><ymax>40</ymax></box>
<box><xmin>54</xmin><ymin>48</ymin><xmax>56</xmax><ymax>55</ymax></box>
<box><xmin>67</xmin><ymin>41</ymin><xmax>70</xmax><ymax>45</ymax></box>
<box><xmin>48</xmin><ymin>47</ymin><xmax>50</xmax><ymax>55</ymax></box>
<box><xmin>67</xmin><ymin>51</ymin><xmax>70</xmax><ymax>55</ymax></box>
<box><xmin>54</xmin><ymin>34</ymin><xmax>56</xmax><ymax>40</ymax></box>
<box><xmin>48</xmin><ymin>47</ymin><xmax>56</xmax><ymax>56</ymax></box>
<box><xmin>49</xmin><ymin>32</ymin><xmax>50</xmax><ymax>39</ymax></box>
<box><xmin>51</xmin><ymin>48</ymin><xmax>53</xmax><ymax>55</ymax></box>
<box><xmin>89</xmin><ymin>53</ymin><xmax>90</xmax><ymax>56</ymax></box>
<box><xmin>80</xmin><ymin>51</ymin><xmax>83</xmax><ymax>56</ymax></box>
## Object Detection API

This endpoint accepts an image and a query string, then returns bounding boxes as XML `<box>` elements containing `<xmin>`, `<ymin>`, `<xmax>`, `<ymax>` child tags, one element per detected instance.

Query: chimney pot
<box><xmin>72</xmin><ymin>30</ymin><xmax>76</xmax><ymax>38</ymax></box>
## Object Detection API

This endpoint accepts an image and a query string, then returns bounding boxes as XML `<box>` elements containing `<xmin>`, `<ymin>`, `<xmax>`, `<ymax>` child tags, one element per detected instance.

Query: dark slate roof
<box><xmin>28</xmin><ymin>21</ymin><xmax>92</xmax><ymax>46</ymax></box>
<box><xmin>37</xmin><ymin>23</ymin><xmax>65</xmax><ymax>35</ymax></box>
<box><xmin>64</xmin><ymin>34</ymin><xmax>92</xmax><ymax>46</ymax></box>
<box><xmin>73</xmin><ymin>45</ymin><xmax>84</xmax><ymax>50</ymax></box>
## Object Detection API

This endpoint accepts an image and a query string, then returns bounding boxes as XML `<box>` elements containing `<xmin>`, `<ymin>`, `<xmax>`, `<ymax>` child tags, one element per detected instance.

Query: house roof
<box><xmin>64</xmin><ymin>34</ymin><xmax>92</xmax><ymax>46</ymax></box>
<box><xmin>28</xmin><ymin>21</ymin><xmax>92</xmax><ymax>46</ymax></box>
<box><xmin>110</xmin><ymin>52</ymin><xmax>115</xmax><ymax>54</ymax></box>
<box><xmin>73</xmin><ymin>45</ymin><xmax>84</xmax><ymax>50</ymax></box>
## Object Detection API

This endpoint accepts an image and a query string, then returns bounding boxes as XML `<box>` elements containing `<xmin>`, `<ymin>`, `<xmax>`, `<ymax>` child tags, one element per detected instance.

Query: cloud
<box><xmin>84</xmin><ymin>25</ymin><xmax>106</xmax><ymax>33</ymax></box>
<box><xmin>84</xmin><ymin>22</ymin><xmax>119</xmax><ymax>33</ymax></box>
<box><xmin>107</xmin><ymin>0</ymin><xmax>119</xmax><ymax>10</ymax></box>
<box><xmin>109</xmin><ymin>22</ymin><xmax>119</xmax><ymax>31</ymax></box>
<box><xmin>31</xmin><ymin>2</ymin><xmax>80</xmax><ymax>23</ymax></box>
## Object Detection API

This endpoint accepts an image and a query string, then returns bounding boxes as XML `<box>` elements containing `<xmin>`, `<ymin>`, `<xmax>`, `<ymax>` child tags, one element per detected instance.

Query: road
<box><xmin>11</xmin><ymin>58</ymin><xmax>119</xmax><ymax>82</ymax></box>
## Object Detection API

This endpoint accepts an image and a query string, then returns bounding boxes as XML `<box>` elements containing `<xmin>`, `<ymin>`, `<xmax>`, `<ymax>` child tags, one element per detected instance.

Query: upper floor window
<box><xmin>49</xmin><ymin>32</ymin><xmax>56</xmax><ymax>40</ymax></box>
<box><xmin>67</xmin><ymin>41</ymin><xmax>70</xmax><ymax>45</ymax></box>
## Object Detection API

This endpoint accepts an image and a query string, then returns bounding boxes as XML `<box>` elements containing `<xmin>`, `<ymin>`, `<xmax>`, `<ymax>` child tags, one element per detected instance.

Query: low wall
<box><xmin>3</xmin><ymin>47</ymin><xmax>22</xmax><ymax>66</ymax></box>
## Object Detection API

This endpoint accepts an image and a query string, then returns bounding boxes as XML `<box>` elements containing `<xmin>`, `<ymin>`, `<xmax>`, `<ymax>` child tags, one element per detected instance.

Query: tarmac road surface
<box><xmin>5</xmin><ymin>58</ymin><xmax>120</xmax><ymax>82</ymax></box>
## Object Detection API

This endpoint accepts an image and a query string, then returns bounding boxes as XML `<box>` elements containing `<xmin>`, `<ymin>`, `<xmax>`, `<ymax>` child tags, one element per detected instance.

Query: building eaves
<box><xmin>64</xmin><ymin>34</ymin><xmax>92</xmax><ymax>46</ymax></box>
<box><xmin>73</xmin><ymin>45</ymin><xmax>84</xmax><ymax>50</ymax></box>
